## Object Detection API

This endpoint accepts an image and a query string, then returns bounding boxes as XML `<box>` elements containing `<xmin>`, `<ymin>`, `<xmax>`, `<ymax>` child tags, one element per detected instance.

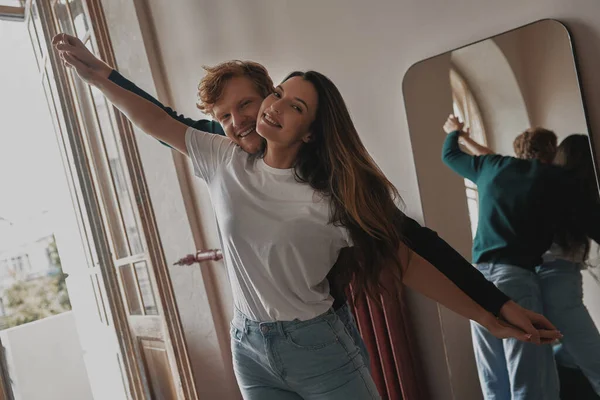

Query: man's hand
<box><xmin>52</xmin><ymin>33</ymin><xmax>113</xmax><ymax>85</ymax></box>
<box><xmin>493</xmin><ymin>300</ymin><xmax>562</xmax><ymax>344</ymax></box>
<box><xmin>443</xmin><ymin>114</ymin><xmax>466</xmax><ymax>135</ymax></box>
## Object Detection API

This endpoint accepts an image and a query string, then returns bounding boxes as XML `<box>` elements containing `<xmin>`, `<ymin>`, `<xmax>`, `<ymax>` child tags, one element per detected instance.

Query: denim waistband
<box><xmin>232</xmin><ymin>307</ymin><xmax>336</xmax><ymax>335</ymax></box>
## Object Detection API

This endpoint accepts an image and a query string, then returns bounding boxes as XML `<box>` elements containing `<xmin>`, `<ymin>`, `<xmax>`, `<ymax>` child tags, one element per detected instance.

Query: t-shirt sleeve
<box><xmin>185</xmin><ymin>126</ymin><xmax>236</xmax><ymax>182</ymax></box>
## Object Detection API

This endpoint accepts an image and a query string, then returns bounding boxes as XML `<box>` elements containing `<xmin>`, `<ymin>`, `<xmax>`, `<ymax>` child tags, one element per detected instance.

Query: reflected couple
<box><xmin>443</xmin><ymin>116</ymin><xmax>600</xmax><ymax>399</ymax></box>
<box><xmin>405</xmin><ymin>18</ymin><xmax>600</xmax><ymax>400</ymax></box>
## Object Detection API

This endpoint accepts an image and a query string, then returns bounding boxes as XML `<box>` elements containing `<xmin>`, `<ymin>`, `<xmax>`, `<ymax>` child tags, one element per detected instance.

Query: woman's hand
<box><xmin>52</xmin><ymin>33</ymin><xmax>112</xmax><ymax>85</ymax></box>
<box><xmin>52</xmin><ymin>32</ymin><xmax>189</xmax><ymax>155</ymax></box>
<box><xmin>480</xmin><ymin>300</ymin><xmax>562</xmax><ymax>344</ymax></box>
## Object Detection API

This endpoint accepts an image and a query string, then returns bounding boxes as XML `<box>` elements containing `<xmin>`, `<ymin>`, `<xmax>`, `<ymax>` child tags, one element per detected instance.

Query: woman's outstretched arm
<box><xmin>53</xmin><ymin>33</ymin><xmax>188</xmax><ymax>154</ymax></box>
<box><xmin>400</xmin><ymin>245</ymin><xmax>561</xmax><ymax>345</ymax></box>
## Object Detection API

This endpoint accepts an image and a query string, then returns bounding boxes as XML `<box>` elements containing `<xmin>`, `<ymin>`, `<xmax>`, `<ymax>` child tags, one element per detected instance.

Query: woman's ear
<box><xmin>302</xmin><ymin>131</ymin><xmax>314</xmax><ymax>143</ymax></box>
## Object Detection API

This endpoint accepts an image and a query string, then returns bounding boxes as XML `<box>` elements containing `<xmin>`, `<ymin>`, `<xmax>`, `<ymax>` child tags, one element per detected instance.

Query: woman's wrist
<box><xmin>93</xmin><ymin>75</ymin><xmax>111</xmax><ymax>90</ymax></box>
<box><xmin>473</xmin><ymin>308</ymin><xmax>497</xmax><ymax>329</ymax></box>
<box><xmin>97</xmin><ymin>62</ymin><xmax>113</xmax><ymax>80</ymax></box>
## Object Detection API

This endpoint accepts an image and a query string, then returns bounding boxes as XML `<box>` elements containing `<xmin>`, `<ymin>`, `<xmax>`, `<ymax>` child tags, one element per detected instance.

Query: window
<box><xmin>450</xmin><ymin>68</ymin><xmax>487</xmax><ymax>239</ymax></box>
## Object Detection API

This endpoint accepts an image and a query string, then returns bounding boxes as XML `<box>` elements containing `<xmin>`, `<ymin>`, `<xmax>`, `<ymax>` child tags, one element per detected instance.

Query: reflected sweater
<box><xmin>442</xmin><ymin>130</ymin><xmax>600</xmax><ymax>269</ymax></box>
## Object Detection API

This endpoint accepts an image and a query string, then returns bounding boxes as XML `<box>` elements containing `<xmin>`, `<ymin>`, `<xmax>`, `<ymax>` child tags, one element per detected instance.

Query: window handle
<box><xmin>174</xmin><ymin>249</ymin><xmax>223</xmax><ymax>266</ymax></box>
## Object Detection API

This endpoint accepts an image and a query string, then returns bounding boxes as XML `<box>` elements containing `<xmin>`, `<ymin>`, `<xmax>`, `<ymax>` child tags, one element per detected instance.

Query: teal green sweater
<box><xmin>442</xmin><ymin>131</ymin><xmax>600</xmax><ymax>269</ymax></box>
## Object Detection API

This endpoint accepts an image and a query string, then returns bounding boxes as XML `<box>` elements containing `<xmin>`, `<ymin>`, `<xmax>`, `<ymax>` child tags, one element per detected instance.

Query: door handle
<box><xmin>174</xmin><ymin>249</ymin><xmax>223</xmax><ymax>266</ymax></box>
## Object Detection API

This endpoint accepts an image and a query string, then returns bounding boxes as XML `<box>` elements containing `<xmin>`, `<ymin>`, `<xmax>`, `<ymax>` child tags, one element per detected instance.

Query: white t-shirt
<box><xmin>185</xmin><ymin>127</ymin><xmax>352</xmax><ymax>322</ymax></box>
<box><xmin>543</xmin><ymin>242</ymin><xmax>586</xmax><ymax>264</ymax></box>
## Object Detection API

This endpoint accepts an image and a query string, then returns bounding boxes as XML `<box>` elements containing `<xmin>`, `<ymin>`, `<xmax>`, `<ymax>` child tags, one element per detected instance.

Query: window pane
<box><xmin>46</xmin><ymin>66</ymin><xmax>101</xmax><ymax>267</ymax></box>
<box><xmin>134</xmin><ymin>261</ymin><xmax>158</xmax><ymax>315</ymax></box>
<box><xmin>30</xmin><ymin>1</ymin><xmax>47</xmax><ymax>61</ymax></box>
<box><xmin>67</xmin><ymin>0</ymin><xmax>89</xmax><ymax>39</ymax></box>
<box><xmin>84</xmin><ymin>37</ymin><xmax>95</xmax><ymax>53</ymax></box>
<box><xmin>467</xmin><ymin>197</ymin><xmax>479</xmax><ymax>239</ymax></box>
<box><xmin>66</xmin><ymin>73</ymin><xmax>132</xmax><ymax>258</ymax></box>
<box><xmin>90</xmin><ymin>275</ymin><xmax>106</xmax><ymax>324</ymax></box>
<box><xmin>464</xmin><ymin>178</ymin><xmax>477</xmax><ymax>189</ymax></box>
<box><xmin>27</xmin><ymin>19</ymin><xmax>41</xmax><ymax>71</ymax></box>
<box><xmin>119</xmin><ymin>265</ymin><xmax>142</xmax><ymax>315</ymax></box>
<box><xmin>42</xmin><ymin>68</ymin><xmax>98</xmax><ymax>268</ymax></box>
<box><xmin>41</xmin><ymin>73</ymin><xmax>60</xmax><ymax>137</ymax></box>
<box><xmin>95</xmin><ymin>275</ymin><xmax>110</xmax><ymax>325</ymax></box>
<box><xmin>452</xmin><ymin>101</ymin><xmax>463</xmax><ymax>122</ymax></box>
<box><xmin>53</xmin><ymin>0</ymin><xmax>75</xmax><ymax>37</ymax></box>
<box><xmin>45</xmin><ymin>67</ymin><xmax>68</xmax><ymax>139</ymax></box>
<box><xmin>90</xmin><ymin>86</ymin><xmax>144</xmax><ymax>255</ymax></box>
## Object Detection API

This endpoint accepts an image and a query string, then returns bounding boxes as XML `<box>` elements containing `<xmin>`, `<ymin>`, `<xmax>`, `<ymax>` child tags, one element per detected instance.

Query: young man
<box><xmin>53</xmin><ymin>34</ymin><xmax>559</xmax><ymax>375</ymax></box>
<box><xmin>442</xmin><ymin>115</ymin><xmax>600</xmax><ymax>400</ymax></box>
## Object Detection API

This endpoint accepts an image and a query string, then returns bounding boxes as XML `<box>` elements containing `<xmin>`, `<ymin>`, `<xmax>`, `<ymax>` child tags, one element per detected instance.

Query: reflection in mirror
<box><xmin>404</xmin><ymin>19</ymin><xmax>600</xmax><ymax>400</ymax></box>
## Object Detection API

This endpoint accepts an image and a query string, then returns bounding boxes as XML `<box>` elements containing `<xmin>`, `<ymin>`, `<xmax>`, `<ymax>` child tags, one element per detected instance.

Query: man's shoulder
<box><xmin>191</xmin><ymin>119</ymin><xmax>226</xmax><ymax>136</ymax></box>
<box><xmin>476</xmin><ymin>153</ymin><xmax>516</xmax><ymax>169</ymax></box>
<box><xmin>186</xmin><ymin>127</ymin><xmax>238</xmax><ymax>158</ymax></box>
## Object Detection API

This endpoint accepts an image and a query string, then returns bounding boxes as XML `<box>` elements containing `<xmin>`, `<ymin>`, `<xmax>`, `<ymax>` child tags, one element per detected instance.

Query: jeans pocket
<box><xmin>230</xmin><ymin>322</ymin><xmax>244</xmax><ymax>343</ymax></box>
<box><xmin>286</xmin><ymin>320</ymin><xmax>339</xmax><ymax>351</ymax></box>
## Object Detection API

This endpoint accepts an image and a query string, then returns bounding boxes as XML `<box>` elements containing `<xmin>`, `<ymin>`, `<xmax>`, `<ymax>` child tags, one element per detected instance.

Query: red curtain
<box><xmin>348</xmin><ymin>279</ymin><xmax>427</xmax><ymax>400</ymax></box>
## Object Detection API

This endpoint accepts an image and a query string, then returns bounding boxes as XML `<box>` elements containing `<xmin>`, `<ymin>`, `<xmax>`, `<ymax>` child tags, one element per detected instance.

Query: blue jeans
<box><xmin>471</xmin><ymin>263</ymin><xmax>559</xmax><ymax>400</ymax></box>
<box><xmin>230</xmin><ymin>307</ymin><xmax>379</xmax><ymax>399</ymax></box>
<box><xmin>537</xmin><ymin>259</ymin><xmax>600</xmax><ymax>395</ymax></box>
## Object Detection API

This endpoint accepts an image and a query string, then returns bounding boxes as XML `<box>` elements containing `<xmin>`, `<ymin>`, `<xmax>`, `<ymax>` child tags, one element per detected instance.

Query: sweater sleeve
<box><xmin>400</xmin><ymin>213</ymin><xmax>510</xmax><ymax>316</ymax></box>
<box><xmin>108</xmin><ymin>70</ymin><xmax>225</xmax><ymax>149</ymax></box>
<box><xmin>442</xmin><ymin>131</ymin><xmax>488</xmax><ymax>182</ymax></box>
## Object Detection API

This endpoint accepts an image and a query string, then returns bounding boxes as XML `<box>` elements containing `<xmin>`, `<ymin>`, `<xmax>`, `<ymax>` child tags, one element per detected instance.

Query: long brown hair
<box><xmin>279</xmin><ymin>71</ymin><xmax>406</xmax><ymax>300</ymax></box>
<box><xmin>554</xmin><ymin>134</ymin><xmax>599</xmax><ymax>261</ymax></box>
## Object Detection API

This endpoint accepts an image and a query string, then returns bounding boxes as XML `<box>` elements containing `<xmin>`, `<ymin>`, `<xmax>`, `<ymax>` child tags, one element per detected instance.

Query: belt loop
<box><xmin>244</xmin><ymin>316</ymin><xmax>250</xmax><ymax>334</ymax></box>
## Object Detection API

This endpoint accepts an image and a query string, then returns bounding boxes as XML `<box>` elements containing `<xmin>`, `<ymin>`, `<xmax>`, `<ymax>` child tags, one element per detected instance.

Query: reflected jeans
<box><xmin>538</xmin><ymin>259</ymin><xmax>600</xmax><ymax>395</ymax></box>
<box><xmin>230</xmin><ymin>307</ymin><xmax>379</xmax><ymax>399</ymax></box>
<box><xmin>471</xmin><ymin>263</ymin><xmax>559</xmax><ymax>400</ymax></box>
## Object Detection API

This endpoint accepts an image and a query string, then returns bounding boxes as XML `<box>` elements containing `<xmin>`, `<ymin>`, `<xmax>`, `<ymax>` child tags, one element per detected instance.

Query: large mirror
<box><xmin>404</xmin><ymin>19</ymin><xmax>600</xmax><ymax>399</ymax></box>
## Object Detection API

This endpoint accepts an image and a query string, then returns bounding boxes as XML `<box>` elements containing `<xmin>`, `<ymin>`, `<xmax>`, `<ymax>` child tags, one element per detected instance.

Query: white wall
<box><xmin>98</xmin><ymin>1</ymin><xmax>600</xmax><ymax>399</ymax></box>
<box><xmin>0</xmin><ymin>312</ymin><xmax>93</xmax><ymax>400</ymax></box>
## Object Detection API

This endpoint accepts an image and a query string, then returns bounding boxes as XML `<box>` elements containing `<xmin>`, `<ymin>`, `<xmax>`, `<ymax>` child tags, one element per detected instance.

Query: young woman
<box><xmin>540</xmin><ymin>134</ymin><xmax>600</xmax><ymax>396</ymax></box>
<box><xmin>54</xmin><ymin>36</ymin><xmax>560</xmax><ymax>399</ymax></box>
